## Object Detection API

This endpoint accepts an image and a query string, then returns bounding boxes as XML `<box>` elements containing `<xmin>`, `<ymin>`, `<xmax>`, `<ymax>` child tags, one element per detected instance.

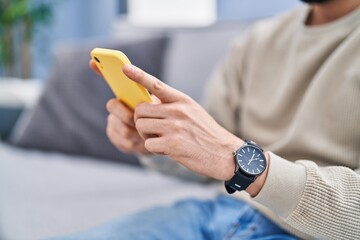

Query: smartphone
<box><xmin>90</xmin><ymin>48</ymin><xmax>153</xmax><ymax>110</ymax></box>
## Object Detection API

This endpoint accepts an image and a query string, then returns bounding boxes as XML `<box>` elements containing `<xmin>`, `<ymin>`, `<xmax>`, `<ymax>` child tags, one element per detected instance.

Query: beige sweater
<box><xmin>141</xmin><ymin>5</ymin><xmax>360</xmax><ymax>240</ymax></box>
<box><xmin>204</xmin><ymin>5</ymin><xmax>360</xmax><ymax>240</ymax></box>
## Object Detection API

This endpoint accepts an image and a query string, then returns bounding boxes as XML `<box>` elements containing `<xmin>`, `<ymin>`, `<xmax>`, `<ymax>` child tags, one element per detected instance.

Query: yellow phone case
<box><xmin>90</xmin><ymin>48</ymin><xmax>152</xmax><ymax>110</ymax></box>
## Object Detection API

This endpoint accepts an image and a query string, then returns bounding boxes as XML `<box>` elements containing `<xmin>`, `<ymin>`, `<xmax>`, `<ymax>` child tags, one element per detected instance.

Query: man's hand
<box><xmin>106</xmin><ymin>99</ymin><xmax>150</xmax><ymax>154</ymax></box>
<box><xmin>89</xmin><ymin>59</ymin><xmax>150</xmax><ymax>155</ymax></box>
<box><xmin>122</xmin><ymin>64</ymin><xmax>244</xmax><ymax>181</ymax></box>
<box><xmin>90</xmin><ymin>59</ymin><xmax>269</xmax><ymax>196</ymax></box>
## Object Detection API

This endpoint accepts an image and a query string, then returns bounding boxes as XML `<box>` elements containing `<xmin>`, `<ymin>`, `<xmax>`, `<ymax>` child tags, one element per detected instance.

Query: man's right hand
<box><xmin>106</xmin><ymin>99</ymin><xmax>150</xmax><ymax>154</ymax></box>
<box><xmin>89</xmin><ymin>59</ymin><xmax>150</xmax><ymax>155</ymax></box>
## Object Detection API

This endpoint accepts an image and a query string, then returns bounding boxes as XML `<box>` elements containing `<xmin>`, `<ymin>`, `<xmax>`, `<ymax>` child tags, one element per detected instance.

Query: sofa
<box><xmin>0</xmin><ymin>20</ymin><xmax>252</xmax><ymax>239</ymax></box>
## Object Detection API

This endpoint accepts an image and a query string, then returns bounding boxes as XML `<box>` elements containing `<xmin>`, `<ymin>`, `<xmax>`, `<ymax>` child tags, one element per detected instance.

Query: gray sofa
<box><xmin>0</xmin><ymin>21</ymin><xmax>251</xmax><ymax>239</ymax></box>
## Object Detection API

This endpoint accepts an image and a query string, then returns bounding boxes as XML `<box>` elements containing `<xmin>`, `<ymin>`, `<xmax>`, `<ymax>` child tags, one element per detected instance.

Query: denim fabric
<box><xmin>52</xmin><ymin>195</ymin><xmax>297</xmax><ymax>240</ymax></box>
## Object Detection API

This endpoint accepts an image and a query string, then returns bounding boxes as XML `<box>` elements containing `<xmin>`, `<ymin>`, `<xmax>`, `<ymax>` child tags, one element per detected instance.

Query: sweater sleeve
<box><xmin>203</xmin><ymin>36</ymin><xmax>248</xmax><ymax>135</ymax></box>
<box><xmin>254</xmin><ymin>152</ymin><xmax>360</xmax><ymax>240</ymax></box>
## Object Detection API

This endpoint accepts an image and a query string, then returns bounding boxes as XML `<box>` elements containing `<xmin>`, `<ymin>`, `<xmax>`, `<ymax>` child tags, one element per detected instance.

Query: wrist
<box><xmin>222</xmin><ymin>139</ymin><xmax>244</xmax><ymax>181</ymax></box>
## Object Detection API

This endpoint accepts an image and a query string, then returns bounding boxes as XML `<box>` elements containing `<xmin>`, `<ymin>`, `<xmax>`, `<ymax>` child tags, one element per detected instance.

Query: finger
<box><xmin>107</xmin><ymin>118</ymin><xmax>147</xmax><ymax>153</ymax></box>
<box><xmin>106</xmin><ymin>124</ymin><xmax>138</xmax><ymax>153</ymax></box>
<box><xmin>108</xmin><ymin>114</ymin><xmax>140</xmax><ymax>141</ymax></box>
<box><xmin>106</xmin><ymin>99</ymin><xmax>135</xmax><ymax>127</ymax></box>
<box><xmin>89</xmin><ymin>59</ymin><xmax>103</xmax><ymax>77</ymax></box>
<box><xmin>135</xmin><ymin>118</ymin><xmax>162</xmax><ymax>140</ymax></box>
<box><xmin>134</xmin><ymin>102</ymin><xmax>189</xmax><ymax>122</ymax></box>
<box><xmin>144</xmin><ymin>137</ymin><xmax>167</xmax><ymax>154</ymax></box>
<box><xmin>134</xmin><ymin>103</ymin><xmax>166</xmax><ymax>121</ymax></box>
<box><xmin>123</xmin><ymin>64</ymin><xmax>183</xmax><ymax>103</ymax></box>
<box><xmin>135</xmin><ymin>118</ymin><xmax>169</xmax><ymax>136</ymax></box>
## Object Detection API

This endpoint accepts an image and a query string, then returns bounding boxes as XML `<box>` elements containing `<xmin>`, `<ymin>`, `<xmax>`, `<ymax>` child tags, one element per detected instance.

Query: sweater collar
<box><xmin>300</xmin><ymin>5</ymin><xmax>360</xmax><ymax>35</ymax></box>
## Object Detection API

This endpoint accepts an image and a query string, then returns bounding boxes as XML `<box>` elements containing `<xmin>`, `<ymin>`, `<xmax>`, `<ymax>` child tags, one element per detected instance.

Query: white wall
<box><xmin>127</xmin><ymin>0</ymin><xmax>217</xmax><ymax>27</ymax></box>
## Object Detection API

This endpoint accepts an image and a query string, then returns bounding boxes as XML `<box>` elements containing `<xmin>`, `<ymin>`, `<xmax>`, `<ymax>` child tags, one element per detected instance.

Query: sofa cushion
<box><xmin>0</xmin><ymin>142</ymin><xmax>219</xmax><ymax>240</ymax></box>
<box><xmin>12</xmin><ymin>36</ymin><xmax>167</xmax><ymax>165</ymax></box>
<box><xmin>161</xmin><ymin>22</ymin><xmax>251</xmax><ymax>103</ymax></box>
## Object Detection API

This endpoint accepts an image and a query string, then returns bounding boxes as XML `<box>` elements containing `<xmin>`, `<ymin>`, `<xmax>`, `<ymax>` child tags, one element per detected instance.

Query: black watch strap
<box><xmin>224</xmin><ymin>172</ymin><xmax>254</xmax><ymax>194</ymax></box>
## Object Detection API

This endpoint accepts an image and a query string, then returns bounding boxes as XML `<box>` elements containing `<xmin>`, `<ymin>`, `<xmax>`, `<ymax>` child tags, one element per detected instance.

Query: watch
<box><xmin>225</xmin><ymin>140</ymin><xmax>267</xmax><ymax>194</ymax></box>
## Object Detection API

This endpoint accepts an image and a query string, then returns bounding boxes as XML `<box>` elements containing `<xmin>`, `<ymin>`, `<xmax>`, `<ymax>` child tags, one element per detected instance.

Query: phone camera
<box><xmin>94</xmin><ymin>56</ymin><xmax>101</xmax><ymax>63</ymax></box>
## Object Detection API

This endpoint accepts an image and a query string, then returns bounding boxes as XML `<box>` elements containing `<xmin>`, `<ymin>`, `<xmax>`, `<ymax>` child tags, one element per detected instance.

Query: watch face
<box><xmin>236</xmin><ymin>145</ymin><xmax>266</xmax><ymax>176</ymax></box>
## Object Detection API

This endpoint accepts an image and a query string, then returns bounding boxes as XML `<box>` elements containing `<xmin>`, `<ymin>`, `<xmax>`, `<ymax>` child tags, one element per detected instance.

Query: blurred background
<box><xmin>0</xmin><ymin>0</ymin><xmax>300</xmax><ymax>141</ymax></box>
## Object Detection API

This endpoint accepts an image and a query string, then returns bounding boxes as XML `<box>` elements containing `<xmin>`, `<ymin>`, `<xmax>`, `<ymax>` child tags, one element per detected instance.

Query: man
<box><xmin>58</xmin><ymin>0</ymin><xmax>360</xmax><ymax>239</ymax></box>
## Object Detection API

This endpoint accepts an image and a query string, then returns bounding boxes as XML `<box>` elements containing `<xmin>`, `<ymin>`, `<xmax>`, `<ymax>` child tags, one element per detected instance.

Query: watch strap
<box><xmin>224</xmin><ymin>172</ymin><xmax>254</xmax><ymax>194</ymax></box>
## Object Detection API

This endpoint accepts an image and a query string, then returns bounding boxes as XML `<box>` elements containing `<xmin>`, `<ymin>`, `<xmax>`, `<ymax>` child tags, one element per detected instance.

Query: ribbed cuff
<box><xmin>253</xmin><ymin>152</ymin><xmax>307</xmax><ymax>218</ymax></box>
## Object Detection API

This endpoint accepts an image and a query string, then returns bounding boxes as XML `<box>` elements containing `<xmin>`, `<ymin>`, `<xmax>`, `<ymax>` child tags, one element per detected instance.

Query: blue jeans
<box><xmin>52</xmin><ymin>195</ymin><xmax>296</xmax><ymax>240</ymax></box>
